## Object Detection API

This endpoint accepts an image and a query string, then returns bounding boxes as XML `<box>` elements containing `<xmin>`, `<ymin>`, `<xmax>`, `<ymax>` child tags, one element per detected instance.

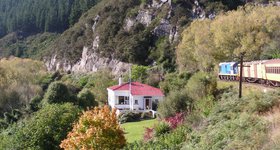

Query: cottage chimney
<box><xmin>118</xmin><ymin>77</ymin><xmax>123</xmax><ymax>85</ymax></box>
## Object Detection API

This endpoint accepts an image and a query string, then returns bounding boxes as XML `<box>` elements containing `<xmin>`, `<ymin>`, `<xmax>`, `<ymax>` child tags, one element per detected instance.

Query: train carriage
<box><xmin>241</xmin><ymin>60</ymin><xmax>267</xmax><ymax>83</ymax></box>
<box><xmin>263</xmin><ymin>59</ymin><xmax>280</xmax><ymax>86</ymax></box>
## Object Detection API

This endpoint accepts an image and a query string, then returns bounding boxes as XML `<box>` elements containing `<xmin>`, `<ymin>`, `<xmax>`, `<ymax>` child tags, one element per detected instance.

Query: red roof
<box><xmin>108</xmin><ymin>82</ymin><xmax>164</xmax><ymax>96</ymax></box>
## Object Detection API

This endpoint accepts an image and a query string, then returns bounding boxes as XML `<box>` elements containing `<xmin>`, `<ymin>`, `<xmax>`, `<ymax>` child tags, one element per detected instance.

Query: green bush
<box><xmin>182</xmin><ymin>89</ymin><xmax>271</xmax><ymax>149</ymax></box>
<box><xmin>159</xmin><ymin>72</ymin><xmax>191</xmax><ymax>94</ymax></box>
<box><xmin>118</xmin><ymin>111</ymin><xmax>141</xmax><ymax>123</ymax></box>
<box><xmin>246</xmin><ymin>91</ymin><xmax>280</xmax><ymax>113</ymax></box>
<box><xmin>27</xmin><ymin>95</ymin><xmax>43</xmax><ymax>112</ymax></box>
<box><xmin>0</xmin><ymin>103</ymin><xmax>80</xmax><ymax>150</ymax></box>
<box><xmin>0</xmin><ymin>119</ymin><xmax>8</xmax><ymax>130</ymax></box>
<box><xmin>186</xmin><ymin>71</ymin><xmax>217</xmax><ymax>101</ymax></box>
<box><xmin>42</xmin><ymin>81</ymin><xmax>71</xmax><ymax>104</ymax></box>
<box><xmin>77</xmin><ymin>88</ymin><xmax>98</xmax><ymax>109</ymax></box>
<box><xmin>154</xmin><ymin>122</ymin><xmax>171</xmax><ymax>137</ymax></box>
<box><xmin>158</xmin><ymin>90</ymin><xmax>193</xmax><ymax>118</ymax></box>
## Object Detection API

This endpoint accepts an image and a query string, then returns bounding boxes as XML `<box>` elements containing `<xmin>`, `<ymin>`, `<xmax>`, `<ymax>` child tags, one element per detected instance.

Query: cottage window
<box><xmin>134</xmin><ymin>100</ymin><xmax>138</xmax><ymax>105</ymax></box>
<box><xmin>118</xmin><ymin>96</ymin><xmax>129</xmax><ymax>105</ymax></box>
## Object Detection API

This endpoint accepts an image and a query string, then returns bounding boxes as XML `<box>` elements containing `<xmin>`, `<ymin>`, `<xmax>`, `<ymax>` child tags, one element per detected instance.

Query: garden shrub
<box><xmin>186</xmin><ymin>71</ymin><xmax>217</xmax><ymax>101</ymax></box>
<box><xmin>118</xmin><ymin>111</ymin><xmax>141</xmax><ymax>123</ymax></box>
<box><xmin>42</xmin><ymin>81</ymin><xmax>71</xmax><ymax>104</ymax></box>
<box><xmin>165</xmin><ymin>112</ymin><xmax>184</xmax><ymax>129</ymax></box>
<box><xmin>143</xmin><ymin>127</ymin><xmax>154</xmax><ymax>142</ymax></box>
<box><xmin>158</xmin><ymin>90</ymin><xmax>193</xmax><ymax>118</ymax></box>
<box><xmin>60</xmin><ymin>105</ymin><xmax>126</xmax><ymax>149</ymax></box>
<box><xmin>154</xmin><ymin>122</ymin><xmax>171</xmax><ymax>137</ymax></box>
<box><xmin>77</xmin><ymin>88</ymin><xmax>98</xmax><ymax>109</ymax></box>
<box><xmin>141</xmin><ymin>111</ymin><xmax>154</xmax><ymax>119</ymax></box>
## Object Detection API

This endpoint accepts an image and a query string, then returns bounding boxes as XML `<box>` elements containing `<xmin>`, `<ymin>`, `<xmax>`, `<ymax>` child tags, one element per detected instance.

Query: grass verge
<box><xmin>121</xmin><ymin>119</ymin><xmax>158</xmax><ymax>143</ymax></box>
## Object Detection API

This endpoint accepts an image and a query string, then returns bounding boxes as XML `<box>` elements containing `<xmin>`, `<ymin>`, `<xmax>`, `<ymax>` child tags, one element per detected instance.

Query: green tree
<box><xmin>158</xmin><ymin>90</ymin><xmax>193</xmax><ymax>118</ymax></box>
<box><xmin>131</xmin><ymin>65</ymin><xmax>149</xmax><ymax>83</ymax></box>
<box><xmin>0</xmin><ymin>103</ymin><xmax>80</xmax><ymax>150</ymax></box>
<box><xmin>77</xmin><ymin>88</ymin><xmax>98</xmax><ymax>109</ymax></box>
<box><xmin>186</xmin><ymin>72</ymin><xmax>217</xmax><ymax>101</ymax></box>
<box><xmin>42</xmin><ymin>81</ymin><xmax>71</xmax><ymax>104</ymax></box>
<box><xmin>177</xmin><ymin>5</ymin><xmax>280</xmax><ymax>72</ymax></box>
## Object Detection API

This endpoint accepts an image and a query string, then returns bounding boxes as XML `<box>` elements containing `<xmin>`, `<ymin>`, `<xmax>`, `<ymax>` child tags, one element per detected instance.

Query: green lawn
<box><xmin>121</xmin><ymin>119</ymin><xmax>158</xmax><ymax>143</ymax></box>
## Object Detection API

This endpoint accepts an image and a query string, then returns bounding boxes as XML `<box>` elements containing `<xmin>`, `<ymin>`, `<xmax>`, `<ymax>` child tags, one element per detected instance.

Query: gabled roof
<box><xmin>108</xmin><ymin>82</ymin><xmax>164</xmax><ymax>96</ymax></box>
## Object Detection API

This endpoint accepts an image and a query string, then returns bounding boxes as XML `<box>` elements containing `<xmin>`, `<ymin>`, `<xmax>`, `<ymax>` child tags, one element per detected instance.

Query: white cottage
<box><xmin>107</xmin><ymin>79</ymin><xmax>164</xmax><ymax>114</ymax></box>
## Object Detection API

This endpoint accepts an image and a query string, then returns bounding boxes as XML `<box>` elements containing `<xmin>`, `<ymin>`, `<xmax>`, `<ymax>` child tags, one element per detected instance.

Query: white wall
<box><xmin>108</xmin><ymin>88</ymin><xmax>164</xmax><ymax>111</ymax></box>
<box><xmin>107</xmin><ymin>89</ymin><xmax>115</xmax><ymax>108</ymax></box>
<box><xmin>131</xmin><ymin>95</ymin><xmax>144</xmax><ymax>110</ymax></box>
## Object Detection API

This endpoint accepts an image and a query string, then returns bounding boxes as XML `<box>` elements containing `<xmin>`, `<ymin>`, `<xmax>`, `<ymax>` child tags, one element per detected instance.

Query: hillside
<box><xmin>0</xmin><ymin>0</ymin><xmax>99</xmax><ymax>59</ymax></box>
<box><xmin>0</xmin><ymin>1</ymin><xmax>280</xmax><ymax>149</ymax></box>
<box><xmin>43</xmin><ymin>0</ymin><xmax>247</xmax><ymax>74</ymax></box>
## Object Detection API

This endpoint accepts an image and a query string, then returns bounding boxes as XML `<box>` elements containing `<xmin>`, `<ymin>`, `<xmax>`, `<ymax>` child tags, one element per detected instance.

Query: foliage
<box><xmin>85</xmin><ymin>70</ymin><xmax>116</xmax><ymax>104</ymax></box>
<box><xmin>0</xmin><ymin>58</ymin><xmax>45</xmax><ymax>115</ymax></box>
<box><xmin>26</xmin><ymin>95</ymin><xmax>42</xmax><ymax>112</ymax></box>
<box><xmin>177</xmin><ymin>5</ymin><xmax>280</xmax><ymax>72</ymax></box>
<box><xmin>42</xmin><ymin>81</ymin><xmax>71</xmax><ymax>105</ymax></box>
<box><xmin>154</xmin><ymin>122</ymin><xmax>171</xmax><ymax>137</ymax></box>
<box><xmin>143</xmin><ymin>127</ymin><xmax>154</xmax><ymax>142</ymax></box>
<box><xmin>182</xmin><ymin>90</ymin><xmax>272</xmax><ymax>149</ymax></box>
<box><xmin>158</xmin><ymin>90</ymin><xmax>193</xmax><ymax>118</ymax></box>
<box><xmin>186</xmin><ymin>71</ymin><xmax>217</xmax><ymax>101</ymax></box>
<box><xmin>118</xmin><ymin>111</ymin><xmax>141</xmax><ymax>124</ymax></box>
<box><xmin>60</xmin><ymin>105</ymin><xmax>126</xmax><ymax>149</ymax></box>
<box><xmin>0</xmin><ymin>103</ymin><xmax>80</xmax><ymax>150</ymax></box>
<box><xmin>165</xmin><ymin>112</ymin><xmax>184</xmax><ymax>129</ymax></box>
<box><xmin>77</xmin><ymin>88</ymin><xmax>97</xmax><ymax>109</ymax></box>
<box><xmin>246</xmin><ymin>90</ymin><xmax>280</xmax><ymax>113</ymax></box>
<box><xmin>0</xmin><ymin>32</ymin><xmax>59</xmax><ymax>58</ymax></box>
<box><xmin>131</xmin><ymin>65</ymin><xmax>149</xmax><ymax>83</ymax></box>
<box><xmin>0</xmin><ymin>0</ymin><xmax>99</xmax><ymax>37</ymax></box>
<box><xmin>159</xmin><ymin>71</ymin><xmax>191</xmax><ymax>94</ymax></box>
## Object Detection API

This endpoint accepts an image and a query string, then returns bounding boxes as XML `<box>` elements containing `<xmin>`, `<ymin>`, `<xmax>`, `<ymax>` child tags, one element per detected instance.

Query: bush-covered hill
<box><xmin>42</xmin><ymin>0</ymin><xmax>247</xmax><ymax>73</ymax></box>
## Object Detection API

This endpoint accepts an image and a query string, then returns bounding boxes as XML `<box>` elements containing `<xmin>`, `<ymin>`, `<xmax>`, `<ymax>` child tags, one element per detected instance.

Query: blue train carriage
<box><xmin>219</xmin><ymin>62</ymin><xmax>239</xmax><ymax>80</ymax></box>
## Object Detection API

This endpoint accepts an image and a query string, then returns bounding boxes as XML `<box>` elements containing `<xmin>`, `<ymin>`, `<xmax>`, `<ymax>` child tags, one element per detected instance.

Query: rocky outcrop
<box><xmin>71</xmin><ymin>47</ymin><xmax>130</xmax><ymax>74</ymax></box>
<box><xmin>136</xmin><ymin>10</ymin><xmax>154</xmax><ymax>26</ymax></box>
<box><xmin>124</xmin><ymin>18</ymin><xmax>135</xmax><ymax>31</ymax></box>
<box><xmin>45</xmin><ymin>47</ymin><xmax>130</xmax><ymax>75</ymax></box>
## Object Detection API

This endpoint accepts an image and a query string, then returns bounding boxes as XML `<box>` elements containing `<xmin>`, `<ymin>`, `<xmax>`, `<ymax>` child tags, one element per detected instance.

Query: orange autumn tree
<box><xmin>60</xmin><ymin>105</ymin><xmax>126</xmax><ymax>149</ymax></box>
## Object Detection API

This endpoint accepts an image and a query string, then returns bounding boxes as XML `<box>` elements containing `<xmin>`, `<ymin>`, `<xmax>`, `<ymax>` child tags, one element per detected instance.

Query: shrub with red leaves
<box><xmin>143</xmin><ymin>127</ymin><xmax>154</xmax><ymax>142</ymax></box>
<box><xmin>164</xmin><ymin>113</ymin><xmax>184</xmax><ymax>129</ymax></box>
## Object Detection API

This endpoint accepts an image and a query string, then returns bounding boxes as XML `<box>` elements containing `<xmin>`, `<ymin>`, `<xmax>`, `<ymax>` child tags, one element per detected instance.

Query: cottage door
<box><xmin>145</xmin><ymin>98</ymin><xmax>151</xmax><ymax>110</ymax></box>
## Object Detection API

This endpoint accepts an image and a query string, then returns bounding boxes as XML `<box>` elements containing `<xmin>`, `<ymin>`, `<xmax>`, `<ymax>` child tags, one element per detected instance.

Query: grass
<box><xmin>217</xmin><ymin>80</ymin><xmax>274</xmax><ymax>96</ymax></box>
<box><xmin>121</xmin><ymin>119</ymin><xmax>158</xmax><ymax>143</ymax></box>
